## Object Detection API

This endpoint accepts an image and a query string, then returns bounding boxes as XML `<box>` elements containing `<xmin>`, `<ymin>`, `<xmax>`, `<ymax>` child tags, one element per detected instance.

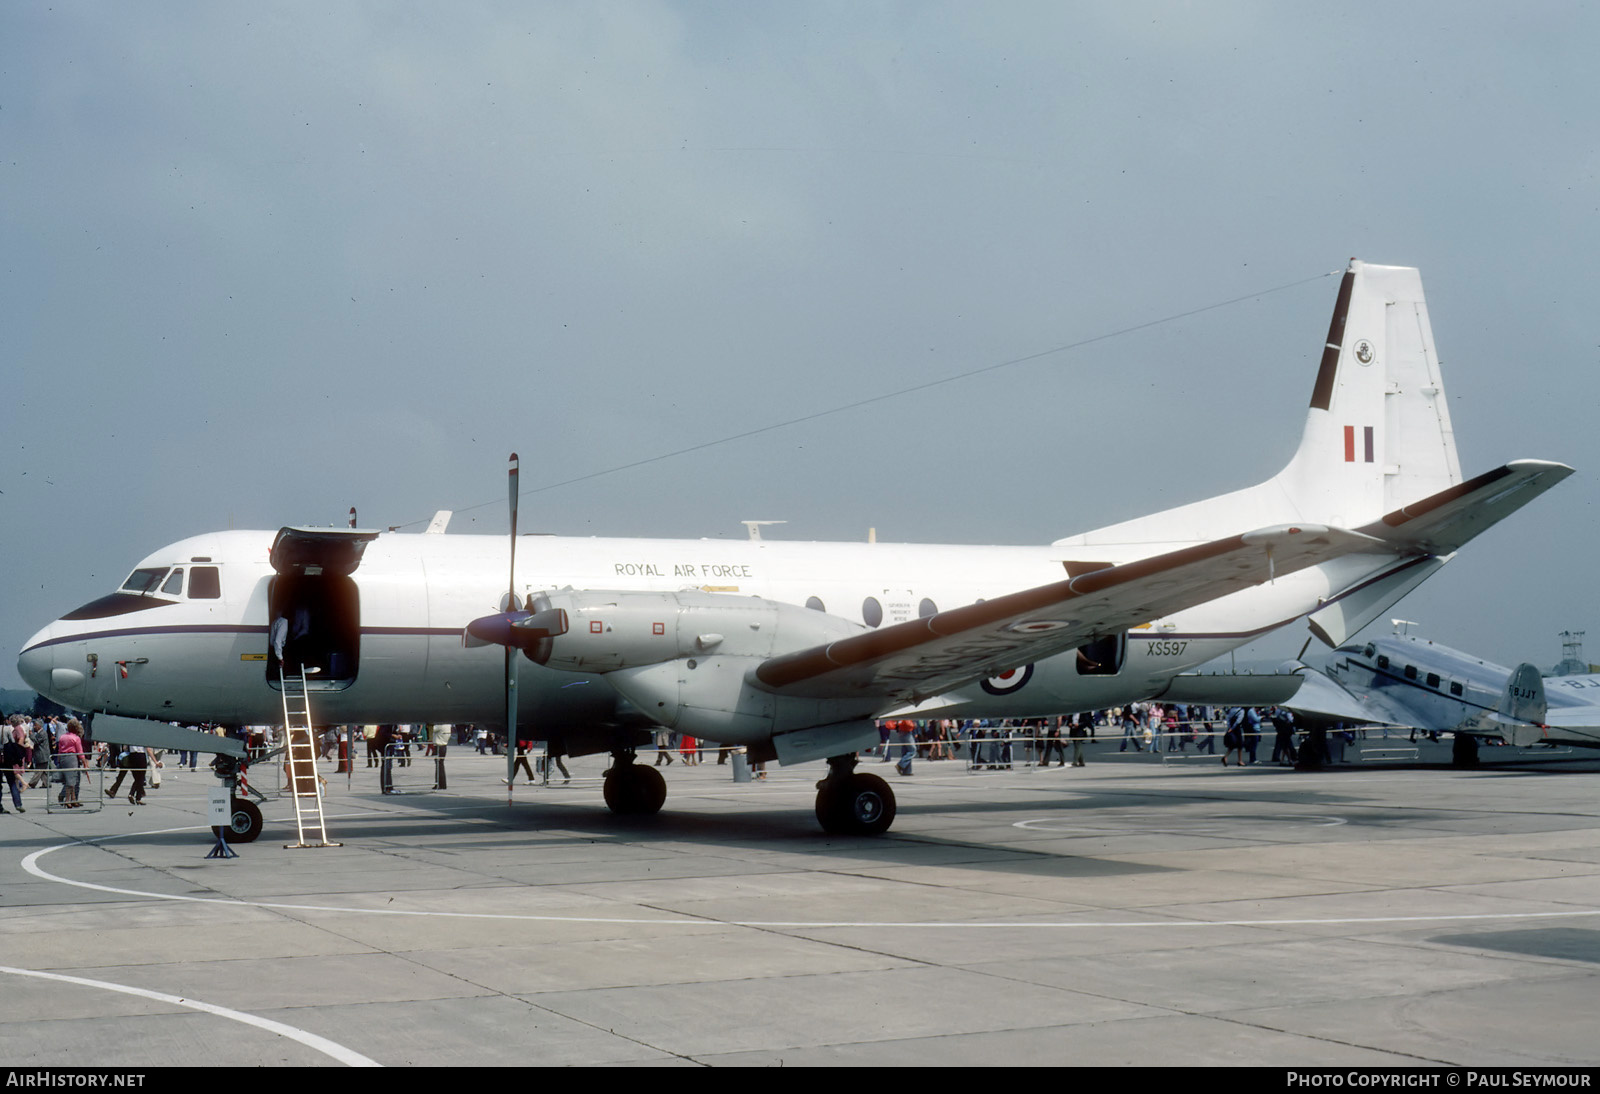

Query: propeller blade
<box><xmin>508</xmin><ymin>453</ymin><xmax>519</xmax><ymax>595</ymax></box>
<box><xmin>506</xmin><ymin>454</ymin><xmax>520</xmax><ymax>795</ymax></box>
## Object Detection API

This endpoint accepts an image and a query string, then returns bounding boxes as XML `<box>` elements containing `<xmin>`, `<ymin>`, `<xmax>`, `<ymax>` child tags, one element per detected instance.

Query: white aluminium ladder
<box><xmin>279</xmin><ymin>665</ymin><xmax>339</xmax><ymax>848</ymax></box>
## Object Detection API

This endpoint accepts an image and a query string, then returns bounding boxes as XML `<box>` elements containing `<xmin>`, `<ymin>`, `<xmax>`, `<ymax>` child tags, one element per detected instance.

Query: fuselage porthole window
<box><xmin>918</xmin><ymin>598</ymin><xmax>938</xmax><ymax>619</ymax></box>
<box><xmin>862</xmin><ymin>596</ymin><xmax>883</xmax><ymax>628</ymax></box>
<box><xmin>1376</xmin><ymin>655</ymin><xmax>1390</xmax><ymax>670</ymax></box>
<box><xmin>1425</xmin><ymin>672</ymin><xmax>1440</xmax><ymax>689</ymax></box>
<box><xmin>805</xmin><ymin>596</ymin><xmax>825</xmax><ymax>613</ymax></box>
<box><xmin>1404</xmin><ymin>665</ymin><xmax>1418</xmax><ymax>680</ymax></box>
<box><xmin>1449</xmin><ymin>681</ymin><xmax>1464</xmax><ymax>697</ymax></box>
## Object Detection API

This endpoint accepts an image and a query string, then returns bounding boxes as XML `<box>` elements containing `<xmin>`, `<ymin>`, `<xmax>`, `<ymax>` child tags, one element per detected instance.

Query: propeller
<box><xmin>458</xmin><ymin>455</ymin><xmax>571</xmax><ymax>797</ymax></box>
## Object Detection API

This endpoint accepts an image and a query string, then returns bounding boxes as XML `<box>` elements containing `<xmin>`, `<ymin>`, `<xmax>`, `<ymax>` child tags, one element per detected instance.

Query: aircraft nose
<box><xmin>17</xmin><ymin>629</ymin><xmax>56</xmax><ymax>695</ymax></box>
<box><xmin>18</xmin><ymin>625</ymin><xmax>90</xmax><ymax>700</ymax></box>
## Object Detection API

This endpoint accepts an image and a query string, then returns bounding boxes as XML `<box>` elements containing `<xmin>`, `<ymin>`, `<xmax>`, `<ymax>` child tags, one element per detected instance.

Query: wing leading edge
<box><xmin>755</xmin><ymin>524</ymin><xmax>1384</xmax><ymax>704</ymax></box>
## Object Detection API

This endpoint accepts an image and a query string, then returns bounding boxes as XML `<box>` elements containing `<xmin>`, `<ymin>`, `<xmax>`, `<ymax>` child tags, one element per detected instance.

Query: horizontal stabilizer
<box><xmin>757</xmin><ymin>523</ymin><xmax>1381</xmax><ymax>704</ymax></box>
<box><xmin>1360</xmin><ymin>460</ymin><xmax>1573</xmax><ymax>554</ymax></box>
<box><xmin>1306</xmin><ymin>555</ymin><xmax>1449</xmax><ymax>649</ymax></box>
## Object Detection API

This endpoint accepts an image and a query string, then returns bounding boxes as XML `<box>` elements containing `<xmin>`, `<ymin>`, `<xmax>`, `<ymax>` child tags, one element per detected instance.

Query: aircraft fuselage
<box><xmin>19</xmin><ymin>526</ymin><xmax>1374</xmax><ymax>741</ymax></box>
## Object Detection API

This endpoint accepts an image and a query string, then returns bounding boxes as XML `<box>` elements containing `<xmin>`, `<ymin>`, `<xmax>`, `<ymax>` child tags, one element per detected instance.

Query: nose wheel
<box><xmin>815</xmin><ymin>755</ymin><xmax>896</xmax><ymax>835</ymax></box>
<box><xmin>212</xmin><ymin>797</ymin><xmax>264</xmax><ymax>843</ymax></box>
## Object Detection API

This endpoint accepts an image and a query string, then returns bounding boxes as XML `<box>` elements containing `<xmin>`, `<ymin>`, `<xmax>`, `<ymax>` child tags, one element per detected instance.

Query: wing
<box><xmin>1284</xmin><ymin>666</ymin><xmax>1410</xmax><ymax>726</ymax></box>
<box><xmin>755</xmin><ymin>524</ymin><xmax>1381</xmax><ymax>705</ymax></box>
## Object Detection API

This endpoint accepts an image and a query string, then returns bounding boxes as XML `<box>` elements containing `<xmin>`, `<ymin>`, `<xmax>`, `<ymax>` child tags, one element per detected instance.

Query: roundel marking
<box><xmin>980</xmin><ymin>663</ymin><xmax>1034</xmax><ymax>695</ymax></box>
<box><xmin>1007</xmin><ymin>619</ymin><xmax>1074</xmax><ymax>634</ymax></box>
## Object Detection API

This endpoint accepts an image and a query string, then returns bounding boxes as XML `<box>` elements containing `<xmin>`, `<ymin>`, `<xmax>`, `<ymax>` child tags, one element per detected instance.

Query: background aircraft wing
<box><xmin>1358</xmin><ymin>460</ymin><xmax>1573</xmax><ymax>553</ymax></box>
<box><xmin>755</xmin><ymin>524</ymin><xmax>1381</xmax><ymax>704</ymax></box>
<box><xmin>1283</xmin><ymin>665</ymin><xmax>1410</xmax><ymax>726</ymax></box>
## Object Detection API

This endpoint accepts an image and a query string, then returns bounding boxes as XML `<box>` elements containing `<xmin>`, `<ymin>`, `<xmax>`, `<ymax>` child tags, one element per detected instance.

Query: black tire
<box><xmin>602</xmin><ymin>767</ymin><xmax>632</xmax><ymax>813</ymax></box>
<box><xmin>631</xmin><ymin>764</ymin><xmax>666</xmax><ymax>815</ymax></box>
<box><xmin>603</xmin><ymin>764</ymin><xmax>667</xmax><ymax>816</ymax></box>
<box><xmin>212</xmin><ymin>798</ymin><xmax>263</xmax><ymax>843</ymax></box>
<box><xmin>814</xmin><ymin>783</ymin><xmax>842</xmax><ymax>833</ymax></box>
<box><xmin>816</xmin><ymin>773</ymin><xmax>896</xmax><ymax>836</ymax></box>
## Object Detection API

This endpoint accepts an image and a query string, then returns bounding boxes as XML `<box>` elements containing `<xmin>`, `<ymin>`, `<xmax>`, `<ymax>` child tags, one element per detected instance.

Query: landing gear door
<box><xmin>267</xmin><ymin>527</ymin><xmax>380</xmax><ymax>691</ymax></box>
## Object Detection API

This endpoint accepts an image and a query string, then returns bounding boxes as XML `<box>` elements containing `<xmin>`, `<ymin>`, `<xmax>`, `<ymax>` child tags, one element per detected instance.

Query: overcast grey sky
<box><xmin>4</xmin><ymin>2</ymin><xmax>1597</xmax><ymax>689</ymax></box>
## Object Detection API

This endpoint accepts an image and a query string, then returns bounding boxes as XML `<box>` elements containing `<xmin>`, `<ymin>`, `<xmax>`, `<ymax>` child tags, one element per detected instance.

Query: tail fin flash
<box><xmin>1274</xmin><ymin>260</ymin><xmax>1462</xmax><ymax>526</ymax></box>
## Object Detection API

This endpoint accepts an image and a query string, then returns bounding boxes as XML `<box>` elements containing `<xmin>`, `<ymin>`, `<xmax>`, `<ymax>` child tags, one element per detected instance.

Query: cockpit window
<box><xmin>190</xmin><ymin>566</ymin><xmax>221</xmax><ymax>599</ymax></box>
<box><xmin>121</xmin><ymin>568</ymin><xmax>169</xmax><ymax>595</ymax></box>
<box><xmin>161</xmin><ymin>568</ymin><xmax>184</xmax><ymax>596</ymax></box>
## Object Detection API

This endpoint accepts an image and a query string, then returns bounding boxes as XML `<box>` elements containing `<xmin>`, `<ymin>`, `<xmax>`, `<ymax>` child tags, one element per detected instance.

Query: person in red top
<box><xmin>54</xmin><ymin>718</ymin><xmax>86</xmax><ymax>808</ymax></box>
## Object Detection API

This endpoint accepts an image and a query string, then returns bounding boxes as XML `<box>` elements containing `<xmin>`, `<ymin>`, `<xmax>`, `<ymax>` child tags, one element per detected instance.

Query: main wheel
<box><xmin>212</xmin><ymin>798</ymin><xmax>263</xmax><ymax>843</ymax></box>
<box><xmin>815</xmin><ymin>773</ymin><xmax>896</xmax><ymax>836</ymax></box>
<box><xmin>603</xmin><ymin>764</ymin><xmax>667</xmax><ymax>816</ymax></box>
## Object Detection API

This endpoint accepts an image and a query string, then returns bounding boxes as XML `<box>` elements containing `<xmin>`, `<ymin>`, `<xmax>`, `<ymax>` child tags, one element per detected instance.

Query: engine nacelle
<box><xmin>526</xmin><ymin>589</ymin><xmax>863</xmax><ymax>674</ymax></box>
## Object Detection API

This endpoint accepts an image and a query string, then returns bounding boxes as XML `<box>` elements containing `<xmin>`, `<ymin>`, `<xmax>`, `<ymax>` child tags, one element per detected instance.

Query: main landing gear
<box><xmin>815</xmin><ymin>754</ymin><xmax>896</xmax><ymax>836</ymax></box>
<box><xmin>603</xmin><ymin>749</ymin><xmax>667</xmax><ymax>816</ymax></box>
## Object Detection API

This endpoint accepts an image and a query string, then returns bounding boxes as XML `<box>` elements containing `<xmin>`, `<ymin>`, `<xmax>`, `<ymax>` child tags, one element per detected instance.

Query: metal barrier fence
<box><xmin>949</xmin><ymin>720</ymin><xmax>1231</xmax><ymax>770</ymax></box>
<box><xmin>31</xmin><ymin>758</ymin><xmax>104</xmax><ymax>813</ymax></box>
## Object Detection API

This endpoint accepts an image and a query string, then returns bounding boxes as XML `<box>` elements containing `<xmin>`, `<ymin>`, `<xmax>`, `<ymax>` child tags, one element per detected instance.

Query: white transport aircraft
<box><xmin>1289</xmin><ymin>632</ymin><xmax>1600</xmax><ymax>764</ymax></box>
<box><xmin>17</xmin><ymin>260</ymin><xmax>1573</xmax><ymax>834</ymax></box>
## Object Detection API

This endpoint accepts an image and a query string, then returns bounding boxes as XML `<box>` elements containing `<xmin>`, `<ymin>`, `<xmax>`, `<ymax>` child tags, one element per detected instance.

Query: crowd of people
<box><xmin>867</xmin><ymin>702</ymin><xmax>1355</xmax><ymax>774</ymax></box>
<box><xmin>1</xmin><ymin>712</ymin><xmax>196</xmax><ymax>811</ymax></box>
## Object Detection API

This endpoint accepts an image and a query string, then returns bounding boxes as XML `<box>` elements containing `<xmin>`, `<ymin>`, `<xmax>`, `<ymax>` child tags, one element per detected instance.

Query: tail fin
<box><xmin>1273</xmin><ymin>260</ymin><xmax>1462</xmax><ymax>527</ymax></box>
<box><xmin>1492</xmin><ymin>663</ymin><xmax>1549</xmax><ymax>747</ymax></box>
<box><xmin>1058</xmin><ymin>259</ymin><xmax>1462</xmax><ymax>547</ymax></box>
